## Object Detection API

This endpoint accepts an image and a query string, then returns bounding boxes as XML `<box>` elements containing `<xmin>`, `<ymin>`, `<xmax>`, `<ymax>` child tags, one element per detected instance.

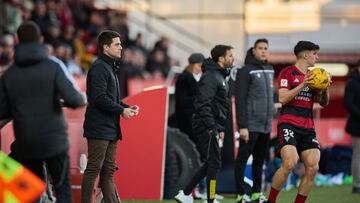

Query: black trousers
<box><xmin>16</xmin><ymin>150</ymin><xmax>72</xmax><ymax>203</ymax></box>
<box><xmin>234</xmin><ymin>132</ymin><xmax>270</xmax><ymax>195</ymax></box>
<box><xmin>183</xmin><ymin>121</ymin><xmax>221</xmax><ymax>203</ymax></box>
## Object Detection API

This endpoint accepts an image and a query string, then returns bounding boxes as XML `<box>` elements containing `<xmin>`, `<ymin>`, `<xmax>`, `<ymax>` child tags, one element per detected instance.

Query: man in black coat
<box><xmin>81</xmin><ymin>30</ymin><xmax>139</xmax><ymax>203</ymax></box>
<box><xmin>175</xmin><ymin>45</ymin><xmax>234</xmax><ymax>203</ymax></box>
<box><xmin>344</xmin><ymin>59</ymin><xmax>360</xmax><ymax>194</ymax></box>
<box><xmin>0</xmin><ymin>21</ymin><xmax>86</xmax><ymax>202</ymax></box>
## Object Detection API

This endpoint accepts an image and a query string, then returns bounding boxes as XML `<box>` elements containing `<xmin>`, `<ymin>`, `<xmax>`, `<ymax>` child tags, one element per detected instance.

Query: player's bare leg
<box><xmin>273</xmin><ymin>145</ymin><xmax>299</xmax><ymax>189</ymax></box>
<box><xmin>268</xmin><ymin>145</ymin><xmax>299</xmax><ymax>203</ymax></box>
<box><xmin>294</xmin><ymin>148</ymin><xmax>320</xmax><ymax>202</ymax></box>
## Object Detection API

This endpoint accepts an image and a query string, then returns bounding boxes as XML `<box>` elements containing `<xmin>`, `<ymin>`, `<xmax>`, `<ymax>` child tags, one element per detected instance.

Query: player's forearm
<box><xmin>279</xmin><ymin>83</ymin><xmax>305</xmax><ymax>105</ymax></box>
<box><xmin>319</xmin><ymin>88</ymin><xmax>330</xmax><ymax>107</ymax></box>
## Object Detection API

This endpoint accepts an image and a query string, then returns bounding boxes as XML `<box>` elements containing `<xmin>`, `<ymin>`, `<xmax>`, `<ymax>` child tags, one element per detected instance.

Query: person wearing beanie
<box><xmin>175</xmin><ymin>53</ymin><xmax>206</xmax><ymax>199</ymax></box>
<box><xmin>175</xmin><ymin>53</ymin><xmax>205</xmax><ymax>142</ymax></box>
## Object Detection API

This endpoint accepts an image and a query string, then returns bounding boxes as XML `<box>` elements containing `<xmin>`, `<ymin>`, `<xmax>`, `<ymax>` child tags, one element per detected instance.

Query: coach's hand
<box><xmin>239</xmin><ymin>128</ymin><xmax>249</xmax><ymax>143</ymax></box>
<box><xmin>121</xmin><ymin>108</ymin><xmax>137</xmax><ymax>119</ymax></box>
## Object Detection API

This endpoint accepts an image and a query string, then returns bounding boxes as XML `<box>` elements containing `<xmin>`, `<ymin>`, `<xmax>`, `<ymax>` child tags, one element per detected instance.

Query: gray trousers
<box><xmin>352</xmin><ymin>136</ymin><xmax>360</xmax><ymax>188</ymax></box>
<box><xmin>81</xmin><ymin>139</ymin><xmax>118</xmax><ymax>203</ymax></box>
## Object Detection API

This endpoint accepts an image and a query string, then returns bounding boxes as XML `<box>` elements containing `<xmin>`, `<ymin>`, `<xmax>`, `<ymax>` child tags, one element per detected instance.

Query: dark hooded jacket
<box><xmin>344</xmin><ymin>70</ymin><xmax>360</xmax><ymax>136</ymax></box>
<box><xmin>235</xmin><ymin>48</ymin><xmax>274</xmax><ymax>133</ymax></box>
<box><xmin>192</xmin><ymin>58</ymin><xmax>231</xmax><ymax>134</ymax></box>
<box><xmin>83</xmin><ymin>53</ymin><xmax>129</xmax><ymax>141</ymax></box>
<box><xmin>0</xmin><ymin>42</ymin><xmax>84</xmax><ymax>159</ymax></box>
<box><xmin>175</xmin><ymin>70</ymin><xmax>197</xmax><ymax>139</ymax></box>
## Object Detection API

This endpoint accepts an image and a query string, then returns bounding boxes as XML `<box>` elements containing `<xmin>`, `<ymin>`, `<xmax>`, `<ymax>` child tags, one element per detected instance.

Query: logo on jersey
<box><xmin>303</xmin><ymin>86</ymin><xmax>310</xmax><ymax>92</ymax></box>
<box><xmin>280</xmin><ymin>79</ymin><xmax>288</xmax><ymax>87</ymax></box>
<box><xmin>283</xmin><ymin>129</ymin><xmax>294</xmax><ymax>142</ymax></box>
<box><xmin>294</xmin><ymin>78</ymin><xmax>299</xmax><ymax>83</ymax></box>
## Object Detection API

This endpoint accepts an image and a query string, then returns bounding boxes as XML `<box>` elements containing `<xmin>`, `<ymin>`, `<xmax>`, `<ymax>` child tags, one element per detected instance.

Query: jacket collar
<box><xmin>98</xmin><ymin>52</ymin><xmax>119</xmax><ymax>70</ymax></box>
<box><xmin>244</xmin><ymin>48</ymin><xmax>268</xmax><ymax>66</ymax></box>
<box><xmin>202</xmin><ymin>58</ymin><xmax>230</xmax><ymax>77</ymax></box>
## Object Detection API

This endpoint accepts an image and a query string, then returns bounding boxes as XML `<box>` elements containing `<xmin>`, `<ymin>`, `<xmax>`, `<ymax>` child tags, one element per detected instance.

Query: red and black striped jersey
<box><xmin>277</xmin><ymin>65</ymin><xmax>316</xmax><ymax>129</ymax></box>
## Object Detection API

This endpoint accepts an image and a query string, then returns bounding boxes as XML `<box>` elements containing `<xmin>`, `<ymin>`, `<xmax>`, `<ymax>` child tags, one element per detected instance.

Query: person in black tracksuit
<box><xmin>344</xmin><ymin>60</ymin><xmax>360</xmax><ymax>193</ymax></box>
<box><xmin>175</xmin><ymin>45</ymin><xmax>234</xmax><ymax>203</ymax></box>
<box><xmin>0</xmin><ymin>21</ymin><xmax>85</xmax><ymax>203</ymax></box>
<box><xmin>234</xmin><ymin>39</ymin><xmax>274</xmax><ymax>203</ymax></box>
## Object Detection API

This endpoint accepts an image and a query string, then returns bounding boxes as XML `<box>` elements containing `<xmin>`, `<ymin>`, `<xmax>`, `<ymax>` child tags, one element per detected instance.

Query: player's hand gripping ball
<box><xmin>307</xmin><ymin>67</ymin><xmax>331</xmax><ymax>91</ymax></box>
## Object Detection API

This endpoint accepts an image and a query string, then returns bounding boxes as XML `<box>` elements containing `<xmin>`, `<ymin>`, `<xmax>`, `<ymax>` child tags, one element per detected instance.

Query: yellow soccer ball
<box><xmin>307</xmin><ymin>67</ymin><xmax>331</xmax><ymax>90</ymax></box>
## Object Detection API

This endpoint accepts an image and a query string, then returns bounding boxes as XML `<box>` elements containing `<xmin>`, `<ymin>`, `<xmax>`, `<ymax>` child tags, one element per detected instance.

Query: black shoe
<box><xmin>353</xmin><ymin>187</ymin><xmax>360</xmax><ymax>194</ymax></box>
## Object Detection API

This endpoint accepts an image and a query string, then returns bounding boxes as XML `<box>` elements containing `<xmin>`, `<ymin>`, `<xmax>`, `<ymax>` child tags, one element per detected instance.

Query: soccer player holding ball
<box><xmin>266</xmin><ymin>41</ymin><xmax>330</xmax><ymax>203</ymax></box>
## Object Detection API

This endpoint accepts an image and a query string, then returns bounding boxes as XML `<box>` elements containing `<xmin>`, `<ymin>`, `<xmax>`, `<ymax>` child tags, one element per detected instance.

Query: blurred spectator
<box><xmin>0</xmin><ymin>0</ymin><xmax>177</xmax><ymax>81</ymax></box>
<box><xmin>0</xmin><ymin>34</ymin><xmax>15</xmax><ymax>66</ymax></box>
<box><xmin>30</xmin><ymin>0</ymin><xmax>50</xmax><ymax>35</ymax></box>
<box><xmin>108</xmin><ymin>11</ymin><xmax>130</xmax><ymax>47</ymax></box>
<box><xmin>69</xmin><ymin>0</ymin><xmax>94</xmax><ymax>30</ymax></box>
<box><xmin>120</xmin><ymin>48</ymin><xmax>147</xmax><ymax>80</ymax></box>
<box><xmin>146</xmin><ymin>48</ymin><xmax>167</xmax><ymax>78</ymax></box>
<box><xmin>0</xmin><ymin>0</ymin><xmax>23</xmax><ymax>35</ymax></box>
<box><xmin>65</xmin><ymin>45</ymin><xmax>83</xmax><ymax>76</ymax></box>
<box><xmin>130</xmin><ymin>33</ymin><xmax>148</xmax><ymax>57</ymax></box>
<box><xmin>44</xmin><ymin>22</ymin><xmax>62</xmax><ymax>47</ymax></box>
<box><xmin>56</xmin><ymin>0</ymin><xmax>74</xmax><ymax>28</ymax></box>
<box><xmin>54</xmin><ymin>43</ymin><xmax>67</xmax><ymax>63</ymax></box>
<box><xmin>132</xmin><ymin>49</ymin><xmax>149</xmax><ymax>78</ymax></box>
<box><xmin>45</xmin><ymin>0</ymin><xmax>61</xmax><ymax>27</ymax></box>
<box><xmin>45</xmin><ymin>43</ymin><xmax>55</xmax><ymax>56</ymax></box>
<box><xmin>60</xmin><ymin>24</ymin><xmax>76</xmax><ymax>52</ymax></box>
<box><xmin>344</xmin><ymin>59</ymin><xmax>360</xmax><ymax>194</ymax></box>
<box><xmin>55</xmin><ymin>43</ymin><xmax>83</xmax><ymax>76</ymax></box>
<box><xmin>88</xmin><ymin>11</ymin><xmax>106</xmax><ymax>37</ymax></box>
<box><xmin>73</xmin><ymin>29</ymin><xmax>95</xmax><ymax>72</ymax></box>
<box><xmin>154</xmin><ymin>36</ymin><xmax>176</xmax><ymax>69</ymax></box>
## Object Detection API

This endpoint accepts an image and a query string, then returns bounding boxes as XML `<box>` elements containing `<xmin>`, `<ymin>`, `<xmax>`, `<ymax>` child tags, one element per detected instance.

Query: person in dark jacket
<box><xmin>175</xmin><ymin>45</ymin><xmax>234</xmax><ymax>203</ymax></box>
<box><xmin>234</xmin><ymin>38</ymin><xmax>274</xmax><ymax>203</ymax></box>
<box><xmin>81</xmin><ymin>30</ymin><xmax>139</xmax><ymax>203</ymax></box>
<box><xmin>0</xmin><ymin>21</ymin><xmax>86</xmax><ymax>203</ymax></box>
<box><xmin>175</xmin><ymin>52</ymin><xmax>206</xmax><ymax>198</ymax></box>
<box><xmin>175</xmin><ymin>53</ymin><xmax>204</xmax><ymax>142</ymax></box>
<box><xmin>344</xmin><ymin>59</ymin><xmax>360</xmax><ymax>194</ymax></box>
